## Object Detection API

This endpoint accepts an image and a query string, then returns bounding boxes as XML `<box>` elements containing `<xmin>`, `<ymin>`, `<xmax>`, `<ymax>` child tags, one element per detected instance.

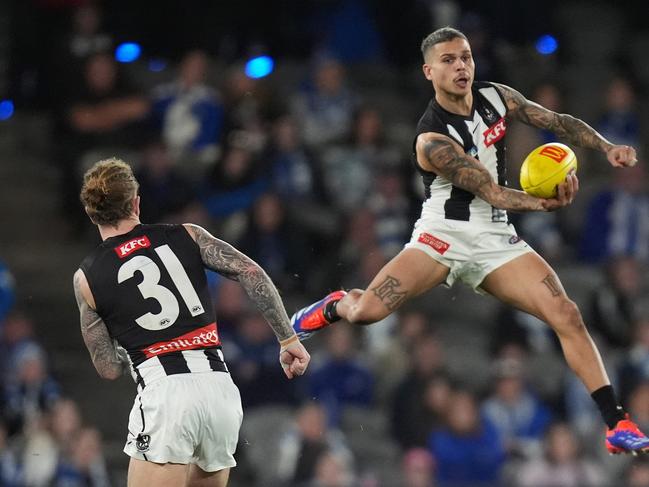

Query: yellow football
<box><xmin>520</xmin><ymin>142</ymin><xmax>578</xmax><ymax>198</ymax></box>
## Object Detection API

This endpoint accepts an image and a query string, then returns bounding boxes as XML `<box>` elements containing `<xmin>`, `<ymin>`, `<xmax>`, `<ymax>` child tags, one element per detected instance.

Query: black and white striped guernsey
<box><xmin>80</xmin><ymin>223</ymin><xmax>227</xmax><ymax>392</ymax></box>
<box><xmin>412</xmin><ymin>81</ymin><xmax>509</xmax><ymax>223</ymax></box>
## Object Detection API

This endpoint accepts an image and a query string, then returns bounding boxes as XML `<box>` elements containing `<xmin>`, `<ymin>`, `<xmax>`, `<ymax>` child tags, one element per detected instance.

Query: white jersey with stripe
<box><xmin>413</xmin><ymin>81</ymin><xmax>510</xmax><ymax>223</ymax></box>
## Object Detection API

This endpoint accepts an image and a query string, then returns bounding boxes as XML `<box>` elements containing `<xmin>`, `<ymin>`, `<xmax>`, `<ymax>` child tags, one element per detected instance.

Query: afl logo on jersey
<box><xmin>115</xmin><ymin>236</ymin><xmax>151</xmax><ymax>258</ymax></box>
<box><xmin>483</xmin><ymin>117</ymin><xmax>506</xmax><ymax>147</ymax></box>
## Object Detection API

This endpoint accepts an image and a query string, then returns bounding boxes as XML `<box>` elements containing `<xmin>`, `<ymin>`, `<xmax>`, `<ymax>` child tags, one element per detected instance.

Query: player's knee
<box><xmin>548</xmin><ymin>298</ymin><xmax>585</xmax><ymax>335</ymax></box>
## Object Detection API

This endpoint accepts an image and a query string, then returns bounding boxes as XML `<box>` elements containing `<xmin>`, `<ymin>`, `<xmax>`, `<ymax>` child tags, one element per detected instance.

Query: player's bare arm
<box><xmin>73</xmin><ymin>270</ymin><xmax>126</xmax><ymax>380</ymax></box>
<box><xmin>495</xmin><ymin>83</ymin><xmax>637</xmax><ymax>167</ymax></box>
<box><xmin>416</xmin><ymin>133</ymin><xmax>576</xmax><ymax>212</ymax></box>
<box><xmin>185</xmin><ymin>224</ymin><xmax>295</xmax><ymax>342</ymax></box>
<box><xmin>185</xmin><ymin>224</ymin><xmax>310</xmax><ymax>378</ymax></box>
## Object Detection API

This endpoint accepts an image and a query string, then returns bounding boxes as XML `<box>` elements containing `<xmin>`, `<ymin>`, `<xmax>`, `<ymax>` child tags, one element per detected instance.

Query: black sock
<box><xmin>323</xmin><ymin>299</ymin><xmax>341</xmax><ymax>323</ymax></box>
<box><xmin>591</xmin><ymin>385</ymin><xmax>626</xmax><ymax>429</ymax></box>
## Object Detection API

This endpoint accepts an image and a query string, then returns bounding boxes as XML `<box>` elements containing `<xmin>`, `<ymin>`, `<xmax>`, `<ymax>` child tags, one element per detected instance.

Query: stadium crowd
<box><xmin>2</xmin><ymin>1</ymin><xmax>649</xmax><ymax>486</ymax></box>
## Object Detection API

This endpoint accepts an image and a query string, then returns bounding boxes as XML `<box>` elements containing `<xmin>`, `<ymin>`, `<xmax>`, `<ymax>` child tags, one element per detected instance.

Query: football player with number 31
<box><xmin>292</xmin><ymin>27</ymin><xmax>647</xmax><ymax>455</ymax></box>
<box><xmin>74</xmin><ymin>159</ymin><xmax>310</xmax><ymax>487</ymax></box>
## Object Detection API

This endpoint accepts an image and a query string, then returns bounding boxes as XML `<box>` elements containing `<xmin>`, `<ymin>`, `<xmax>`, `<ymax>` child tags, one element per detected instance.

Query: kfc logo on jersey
<box><xmin>418</xmin><ymin>233</ymin><xmax>450</xmax><ymax>255</ymax></box>
<box><xmin>115</xmin><ymin>236</ymin><xmax>151</xmax><ymax>258</ymax></box>
<box><xmin>483</xmin><ymin>117</ymin><xmax>507</xmax><ymax>147</ymax></box>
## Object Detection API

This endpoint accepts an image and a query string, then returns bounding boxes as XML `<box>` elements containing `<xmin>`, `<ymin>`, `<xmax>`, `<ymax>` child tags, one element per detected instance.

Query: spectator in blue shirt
<box><xmin>429</xmin><ymin>390</ymin><xmax>505</xmax><ymax>487</ymax></box>
<box><xmin>152</xmin><ymin>50</ymin><xmax>224</xmax><ymax>176</ymax></box>
<box><xmin>308</xmin><ymin>325</ymin><xmax>374</xmax><ymax>425</ymax></box>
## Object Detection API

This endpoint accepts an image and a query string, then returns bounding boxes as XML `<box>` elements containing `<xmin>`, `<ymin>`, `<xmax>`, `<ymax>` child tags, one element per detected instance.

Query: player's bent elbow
<box><xmin>97</xmin><ymin>365</ymin><xmax>122</xmax><ymax>380</ymax></box>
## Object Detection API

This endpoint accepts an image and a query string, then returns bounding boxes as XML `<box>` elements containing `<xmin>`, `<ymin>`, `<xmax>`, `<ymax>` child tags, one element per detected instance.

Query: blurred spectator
<box><xmin>275</xmin><ymin>402</ymin><xmax>351</xmax><ymax>486</ymax></box>
<box><xmin>579</xmin><ymin>164</ymin><xmax>649</xmax><ymax>263</ymax></box>
<box><xmin>237</xmin><ymin>192</ymin><xmax>310</xmax><ymax>293</ymax></box>
<box><xmin>481</xmin><ymin>357</ymin><xmax>552</xmax><ymax>457</ymax></box>
<box><xmin>589</xmin><ymin>256</ymin><xmax>645</xmax><ymax>349</ymax></box>
<box><xmin>2</xmin><ymin>345</ymin><xmax>61</xmax><ymax>436</ymax></box>
<box><xmin>65</xmin><ymin>3</ymin><xmax>112</xmax><ymax>65</ymax></box>
<box><xmin>202</xmin><ymin>143</ymin><xmax>269</xmax><ymax>227</ymax></box>
<box><xmin>1</xmin><ymin>312</ymin><xmax>44</xmax><ymax>384</ymax></box>
<box><xmin>68</xmin><ymin>427</ymin><xmax>111</xmax><ymax>487</ymax></box>
<box><xmin>401</xmin><ymin>448</ymin><xmax>436</xmax><ymax>487</ymax></box>
<box><xmin>49</xmin><ymin>398</ymin><xmax>82</xmax><ymax>458</ymax></box>
<box><xmin>428</xmin><ymin>389</ymin><xmax>505</xmax><ymax>487</ymax></box>
<box><xmin>513</xmin><ymin>422</ymin><xmax>606</xmax><ymax>487</ymax></box>
<box><xmin>306</xmin><ymin>450</ymin><xmax>356</xmax><ymax>487</ymax></box>
<box><xmin>135</xmin><ymin>140</ymin><xmax>198</xmax><ymax>223</ymax></box>
<box><xmin>0</xmin><ymin>260</ymin><xmax>15</xmax><ymax>326</ymax></box>
<box><xmin>321</xmin><ymin>106</ymin><xmax>398</xmax><ymax>214</ymax></box>
<box><xmin>221</xmin><ymin>64</ymin><xmax>280</xmax><ymax>141</ymax></box>
<box><xmin>390</xmin><ymin>333</ymin><xmax>446</xmax><ymax>449</ymax></box>
<box><xmin>0</xmin><ymin>421</ymin><xmax>19</xmax><ymax>487</ymax></box>
<box><xmin>66</xmin><ymin>53</ymin><xmax>149</xmax><ymax>156</ymax></box>
<box><xmin>48</xmin><ymin>3</ymin><xmax>113</xmax><ymax>108</ymax></box>
<box><xmin>307</xmin><ymin>325</ymin><xmax>374</xmax><ymax>425</ymax></box>
<box><xmin>563</xmin><ymin>370</ymin><xmax>601</xmax><ymax>443</ymax></box>
<box><xmin>292</xmin><ymin>56</ymin><xmax>358</xmax><ymax>149</ymax></box>
<box><xmin>597</xmin><ymin>77</ymin><xmax>641</xmax><ymax>149</ymax></box>
<box><xmin>617</xmin><ymin>316</ymin><xmax>649</xmax><ymax>405</ymax></box>
<box><xmin>626</xmin><ymin>457</ymin><xmax>649</xmax><ymax>487</ymax></box>
<box><xmin>152</xmin><ymin>50</ymin><xmax>224</xmax><ymax>174</ymax></box>
<box><xmin>264</xmin><ymin>115</ymin><xmax>339</xmax><ymax>241</ymax></box>
<box><xmin>373</xmin><ymin>309</ymin><xmax>432</xmax><ymax>398</ymax></box>
<box><xmin>337</xmin><ymin>209</ymin><xmax>379</xmax><ymax>283</ymax></box>
<box><xmin>59</xmin><ymin>52</ymin><xmax>149</xmax><ymax>233</ymax></box>
<box><xmin>20</xmin><ymin>418</ymin><xmax>59</xmax><ymax>487</ymax></box>
<box><xmin>226</xmin><ymin>313</ymin><xmax>298</xmax><ymax>408</ymax></box>
<box><xmin>368</xmin><ymin>166</ymin><xmax>412</xmax><ymax>259</ymax></box>
<box><xmin>266</xmin><ymin>115</ymin><xmax>326</xmax><ymax>205</ymax></box>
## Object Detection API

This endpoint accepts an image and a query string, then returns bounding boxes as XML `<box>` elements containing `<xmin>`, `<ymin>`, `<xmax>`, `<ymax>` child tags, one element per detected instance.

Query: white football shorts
<box><xmin>404</xmin><ymin>216</ymin><xmax>535</xmax><ymax>293</ymax></box>
<box><xmin>123</xmin><ymin>371</ymin><xmax>243</xmax><ymax>472</ymax></box>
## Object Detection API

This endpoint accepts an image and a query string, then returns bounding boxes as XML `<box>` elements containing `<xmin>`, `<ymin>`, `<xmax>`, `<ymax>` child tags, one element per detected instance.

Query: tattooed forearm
<box><xmin>73</xmin><ymin>273</ymin><xmax>125</xmax><ymax>380</ymax></box>
<box><xmin>421</xmin><ymin>137</ymin><xmax>543</xmax><ymax>211</ymax></box>
<box><xmin>497</xmin><ymin>83</ymin><xmax>612</xmax><ymax>153</ymax></box>
<box><xmin>541</xmin><ymin>274</ymin><xmax>562</xmax><ymax>297</ymax></box>
<box><xmin>189</xmin><ymin>224</ymin><xmax>295</xmax><ymax>341</ymax></box>
<box><xmin>371</xmin><ymin>275</ymin><xmax>407</xmax><ymax>311</ymax></box>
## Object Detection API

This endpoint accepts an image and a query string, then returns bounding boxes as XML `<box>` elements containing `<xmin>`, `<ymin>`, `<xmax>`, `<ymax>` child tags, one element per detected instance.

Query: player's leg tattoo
<box><xmin>371</xmin><ymin>275</ymin><xmax>407</xmax><ymax>311</ymax></box>
<box><xmin>541</xmin><ymin>274</ymin><xmax>561</xmax><ymax>297</ymax></box>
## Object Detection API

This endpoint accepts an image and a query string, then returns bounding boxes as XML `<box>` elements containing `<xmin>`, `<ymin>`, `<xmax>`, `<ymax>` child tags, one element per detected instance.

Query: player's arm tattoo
<box><xmin>541</xmin><ymin>274</ymin><xmax>562</xmax><ymax>297</ymax></box>
<box><xmin>421</xmin><ymin>137</ymin><xmax>544</xmax><ymax>212</ymax></box>
<box><xmin>496</xmin><ymin>83</ymin><xmax>613</xmax><ymax>153</ymax></box>
<box><xmin>188</xmin><ymin>224</ymin><xmax>295</xmax><ymax>341</ymax></box>
<box><xmin>371</xmin><ymin>275</ymin><xmax>407</xmax><ymax>311</ymax></box>
<box><xmin>73</xmin><ymin>272</ymin><xmax>126</xmax><ymax>380</ymax></box>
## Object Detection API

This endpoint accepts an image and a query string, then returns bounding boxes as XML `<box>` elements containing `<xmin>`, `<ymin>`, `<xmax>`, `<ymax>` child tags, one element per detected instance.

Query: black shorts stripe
<box><xmin>158</xmin><ymin>351</ymin><xmax>191</xmax><ymax>375</ymax></box>
<box><xmin>138</xmin><ymin>396</ymin><xmax>146</xmax><ymax>432</ymax></box>
<box><xmin>133</xmin><ymin>365</ymin><xmax>146</xmax><ymax>390</ymax></box>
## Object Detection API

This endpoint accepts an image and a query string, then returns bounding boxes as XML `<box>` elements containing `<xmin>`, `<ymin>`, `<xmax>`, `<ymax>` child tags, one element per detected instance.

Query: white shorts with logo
<box><xmin>124</xmin><ymin>371</ymin><xmax>243</xmax><ymax>472</ymax></box>
<box><xmin>404</xmin><ymin>216</ymin><xmax>535</xmax><ymax>293</ymax></box>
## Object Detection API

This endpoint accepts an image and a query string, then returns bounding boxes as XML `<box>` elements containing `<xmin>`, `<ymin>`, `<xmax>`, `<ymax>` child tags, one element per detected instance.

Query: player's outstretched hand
<box><xmin>279</xmin><ymin>335</ymin><xmax>311</xmax><ymax>379</ymax></box>
<box><xmin>607</xmin><ymin>144</ymin><xmax>637</xmax><ymax>167</ymax></box>
<box><xmin>541</xmin><ymin>172</ymin><xmax>579</xmax><ymax>211</ymax></box>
